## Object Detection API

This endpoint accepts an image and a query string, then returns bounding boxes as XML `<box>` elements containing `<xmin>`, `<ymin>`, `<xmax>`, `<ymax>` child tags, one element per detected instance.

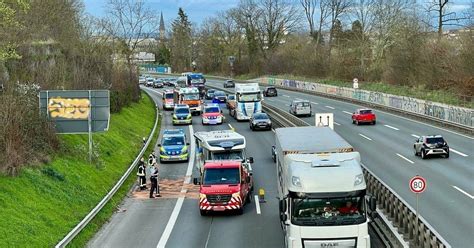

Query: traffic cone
<box><xmin>259</xmin><ymin>188</ymin><xmax>266</xmax><ymax>203</ymax></box>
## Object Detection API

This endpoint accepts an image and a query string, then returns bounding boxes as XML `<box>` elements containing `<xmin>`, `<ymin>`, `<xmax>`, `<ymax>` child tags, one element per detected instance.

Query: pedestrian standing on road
<box><xmin>137</xmin><ymin>158</ymin><xmax>147</xmax><ymax>190</ymax></box>
<box><xmin>149</xmin><ymin>163</ymin><xmax>161</xmax><ymax>198</ymax></box>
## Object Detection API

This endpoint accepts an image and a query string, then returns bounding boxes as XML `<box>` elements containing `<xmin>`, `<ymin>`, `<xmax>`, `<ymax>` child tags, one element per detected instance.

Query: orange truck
<box><xmin>193</xmin><ymin>160</ymin><xmax>253</xmax><ymax>215</ymax></box>
<box><xmin>174</xmin><ymin>87</ymin><xmax>201</xmax><ymax>115</ymax></box>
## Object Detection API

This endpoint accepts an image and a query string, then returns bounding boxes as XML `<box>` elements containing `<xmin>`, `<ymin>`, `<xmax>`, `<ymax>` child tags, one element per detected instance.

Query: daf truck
<box><xmin>273</xmin><ymin>126</ymin><xmax>376</xmax><ymax>248</ymax></box>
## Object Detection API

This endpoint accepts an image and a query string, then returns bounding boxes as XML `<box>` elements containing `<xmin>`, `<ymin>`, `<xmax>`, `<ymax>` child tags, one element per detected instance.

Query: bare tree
<box><xmin>326</xmin><ymin>0</ymin><xmax>352</xmax><ymax>47</ymax></box>
<box><xmin>427</xmin><ymin>0</ymin><xmax>470</xmax><ymax>37</ymax></box>
<box><xmin>300</xmin><ymin>0</ymin><xmax>318</xmax><ymax>39</ymax></box>
<box><xmin>104</xmin><ymin>0</ymin><xmax>156</xmax><ymax>64</ymax></box>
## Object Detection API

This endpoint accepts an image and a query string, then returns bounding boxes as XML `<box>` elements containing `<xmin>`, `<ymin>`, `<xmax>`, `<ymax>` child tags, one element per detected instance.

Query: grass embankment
<box><xmin>234</xmin><ymin>73</ymin><xmax>472</xmax><ymax>108</ymax></box>
<box><xmin>0</xmin><ymin>92</ymin><xmax>156</xmax><ymax>247</ymax></box>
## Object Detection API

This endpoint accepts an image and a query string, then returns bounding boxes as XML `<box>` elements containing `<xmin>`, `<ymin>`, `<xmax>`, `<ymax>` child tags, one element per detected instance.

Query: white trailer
<box><xmin>194</xmin><ymin>130</ymin><xmax>253</xmax><ymax>173</ymax></box>
<box><xmin>232</xmin><ymin>83</ymin><xmax>263</xmax><ymax>121</ymax></box>
<box><xmin>273</xmin><ymin>126</ymin><xmax>375</xmax><ymax>248</ymax></box>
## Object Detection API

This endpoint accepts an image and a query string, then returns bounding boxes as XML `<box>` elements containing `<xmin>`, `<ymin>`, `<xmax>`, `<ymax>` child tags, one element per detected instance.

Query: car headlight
<box><xmin>173</xmin><ymin>114</ymin><xmax>177</xmax><ymax>119</ymax></box>
<box><xmin>354</xmin><ymin>174</ymin><xmax>364</xmax><ymax>186</ymax></box>
<box><xmin>232</xmin><ymin>192</ymin><xmax>240</xmax><ymax>199</ymax></box>
<box><xmin>200</xmin><ymin>193</ymin><xmax>206</xmax><ymax>199</ymax></box>
<box><xmin>187</xmin><ymin>114</ymin><xmax>192</xmax><ymax>119</ymax></box>
<box><xmin>181</xmin><ymin>146</ymin><xmax>188</xmax><ymax>153</ymax></box>
<box><xmin>268</xmin><ymin>120</ymin><xmax>272</xmax><ymax>124</ymax></box>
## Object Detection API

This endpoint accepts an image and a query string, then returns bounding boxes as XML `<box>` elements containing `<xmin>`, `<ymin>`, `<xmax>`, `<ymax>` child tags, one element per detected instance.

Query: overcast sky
<box><xmin>83</xmin><ymin>0</ymin><xmax>472</xmax><ymax>27</ymax></box>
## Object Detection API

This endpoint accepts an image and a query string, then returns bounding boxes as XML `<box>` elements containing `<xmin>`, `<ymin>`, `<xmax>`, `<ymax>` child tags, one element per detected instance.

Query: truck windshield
<box><xmin>291</xmin><ymin>196</ymin><xmax>366</xmax><ymax>226</ymax></box>
<box><xmin>237</xmin><ymin>92</ymin><xmax>262</xmax><ymax>102</ymax></box>
<box><xmin>203</xmin><ymin>168</ymin><xmax>240</xmax><ymax>185</ymax></box>
<box><xmin>183</xmin><ymin>94</ymin><xmax>199</xmax><ymax>100</ymax></box>
<box><xmin>211</xmin><ymin>150</ymin><xmax>243</xmax><ymax>160</ymax></box>
<box><xmin>165</xmin><ymin>93</ymin><xmax>174</xmax><ymax>99</ymax></box>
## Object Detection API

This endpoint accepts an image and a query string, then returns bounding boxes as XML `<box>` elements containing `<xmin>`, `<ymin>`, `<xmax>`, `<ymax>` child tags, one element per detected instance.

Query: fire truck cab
<box><xmin>193</xmin><ymin>130</ymin><xmax>254</xmax><ymax>215</ymax></box>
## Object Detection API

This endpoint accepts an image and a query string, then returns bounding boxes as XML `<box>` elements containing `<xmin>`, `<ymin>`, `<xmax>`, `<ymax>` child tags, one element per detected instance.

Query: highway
<box><xmin>204</xmin><ymin>79</ymin><xmax>473</xmax><ymax>247</ymax></box>
<box><xmin>87</xmin><ymin>81</ymin><xmax>472</xmax><ymax>248</ymax></box>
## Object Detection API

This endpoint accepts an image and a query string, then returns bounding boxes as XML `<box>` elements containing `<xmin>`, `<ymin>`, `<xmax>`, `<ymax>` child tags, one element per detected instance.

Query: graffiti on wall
<box><xmin>48</xmin><ymin>97</ymin><xmax>90</xmax><ymax>119</ymax></box>
<box><xmin>261</xmin><ymin>77</ymin><xmax>473</xmax><ymax>127</ymax></box>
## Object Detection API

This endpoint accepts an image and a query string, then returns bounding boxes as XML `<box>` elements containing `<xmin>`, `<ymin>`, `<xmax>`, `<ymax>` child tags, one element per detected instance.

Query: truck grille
<box><xmin>189</xmin><ymin>104</ymin><xmax>198</xmax><ymax>107</ymax></box>
<box><xmin>206</xmin><ymin>194</ymin><xmax>231</xmax><ymax>204</ymax></box>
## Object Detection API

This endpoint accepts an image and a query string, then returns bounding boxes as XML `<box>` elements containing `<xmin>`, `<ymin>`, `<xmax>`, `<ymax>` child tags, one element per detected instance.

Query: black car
<box><xmin>263</xmin><ymin>86</ymin><xmax>278</xmax><ymax>97</ymax></box>
<box><xmin>153</xmin><ymin>79</ymin><xmax>164</xmax><ymax>88</ymax></box>
<box><xmin>413</xmin><ymin>135</ymin><xmax>449</xmax><ymax>159</ymax></box>
<box><xmin>205</xmin><ymin>89</ymin><xmax>216</xmax><ymax>100</ymax></box>
<box><xmin>212</xmin><ymin>91</ymin><xmax>227</xmax><ymax>103</ymax></box>
<box><xmin>249</xmin><ymin>113</ymin><xmax>272</xmax><ymax>131</ymax></box>
<box><xmin>224</xmin><ymin>80</ymin><xmax>235</xmax><ymax>88</ymax></box>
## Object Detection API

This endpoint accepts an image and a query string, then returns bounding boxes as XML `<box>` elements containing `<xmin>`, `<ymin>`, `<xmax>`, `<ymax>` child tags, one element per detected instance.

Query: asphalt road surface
<box><xmin>204</xmin><ymin>79</ymin><xmax>473</xmax><ymax>247</ymax></box>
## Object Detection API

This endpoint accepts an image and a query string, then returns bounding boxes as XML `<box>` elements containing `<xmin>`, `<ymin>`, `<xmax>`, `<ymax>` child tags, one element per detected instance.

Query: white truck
<box><xmin>230</xmin><ymin>83</ymin><xmax>263</xmax><ymax>121</ymax></box>
<box><xmin>194</xmin><ymin>130</ymin><xmax>253</xmax><ymax>173</ymax></box>
<box><xmin>273</xmin><ymin>126</ymin><xmax>375</xmax><ymax>248</ymax></box>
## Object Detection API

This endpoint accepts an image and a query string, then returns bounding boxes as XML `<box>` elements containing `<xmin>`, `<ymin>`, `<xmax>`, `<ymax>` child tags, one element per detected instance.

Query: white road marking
<box><xmin>156</xmin><ymin>125</ymin><xmax>195</xmax><ymax>248</ymax></box>
<box><xmin>396</xmin><ymin>153</ymin><xmax>414</xmax><ymax>164</ymax></box>
<box><xmin>271</xmin><ymin>129</ymin><xmax>276</xmax><ymax>133</ymax></box>
<box><xmin>342</xmin><ymin>111</ymin><xmax>353</xmax><ymax>115</ymax></box>
<box><xmin>411</xmin><ymin>134</ymin><xmax>420</xmax><ymax>138</ymax></box>
<box><xmin>283</xmin><ymin>95</ymin><xmax>290</xmax><ymax>98</ymax></box>
<box><xmin>450</xmin><ymin>148</ymin><xmax>468</xmax><ymax>157</ymax></box>
<box><xmin>359</xmin><ymin>133</ymin><xmax>373</xmax><ymax>141</ymax></box>
<box><xmin>325</xmin><ymin>105</ymin><xmax>335</xmax><ymax>109</ymax></box>
<box><xmin>452</xmin><ymin>186</ymin><xmax>474</xmax><ymax>199</ymax></box>
<box><xmin>384</xmin><ymin>124</ymin><xmax>400</xmax><ymax>131</ymax></box>
<box><xmin>254</xmin><ymin>195</ymin><xmax>261</xmax><ymax>214</ymax></box>
<box><xmin>310</xmin><ymin>101</ymin><xmax>319</xmax><ymax>105</ymax></box>
<box><xmin>228</xmin><ymin>124</ymin><xmax>234</xmax><ymax>130</ymax></box>
<box><xmin>334</xmin><ymin>122</ymin><xmax>341</xmax><ymax>126</ymax></box>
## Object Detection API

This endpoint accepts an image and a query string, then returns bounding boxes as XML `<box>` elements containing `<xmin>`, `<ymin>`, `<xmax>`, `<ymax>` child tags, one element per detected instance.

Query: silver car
<box><xmin>289</xmin><ymin>100</ymin><xmax>312</xmax><ymax>117</ymax></box>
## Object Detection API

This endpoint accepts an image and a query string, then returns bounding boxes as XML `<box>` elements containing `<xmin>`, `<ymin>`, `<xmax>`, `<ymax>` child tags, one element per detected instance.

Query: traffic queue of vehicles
<box><xmin>142</xmin><ymin>73</ymin><xmax>448</xmax><ymax>248</ymax></box>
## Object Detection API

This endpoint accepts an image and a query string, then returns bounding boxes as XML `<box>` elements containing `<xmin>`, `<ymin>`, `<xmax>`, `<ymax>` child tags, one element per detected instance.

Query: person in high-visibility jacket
<box><xmin>137</xmin><ymin>158</ymin><xmax>147</xmax><ymax>190</ymax></box>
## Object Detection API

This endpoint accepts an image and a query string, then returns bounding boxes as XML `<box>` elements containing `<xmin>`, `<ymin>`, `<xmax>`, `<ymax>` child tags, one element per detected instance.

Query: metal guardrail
<box><xmin>205</xmin><ymin>75</ymin><xmax>473</xmax><ymax>135</ymax></box>
<box><xmin>55</xmin><ymin>90</ymin><xmax>160</xmax><ymax>248</ymax></box>
<box><xmin>207</xmin><ymin>82</ymin><xmax>451</xmax><ymax>248</ymax></box>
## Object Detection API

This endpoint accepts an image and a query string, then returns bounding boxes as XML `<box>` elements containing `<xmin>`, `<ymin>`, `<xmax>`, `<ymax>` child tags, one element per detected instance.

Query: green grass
<box><xmin>0</xmin><ymin>92</ymin><xmax>156</xmax><ymax>247</ymax></box>
<box><xmin>255</xmin><ymin>73</ymin><xmax>473</xmax><ymax>108</ymax></box>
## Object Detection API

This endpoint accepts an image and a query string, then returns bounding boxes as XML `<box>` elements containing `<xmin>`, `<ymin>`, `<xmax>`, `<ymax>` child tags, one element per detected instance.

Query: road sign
<box><xmin>353</xmin><ymin>78</ymin><xmax>359</xmax><ymax>89</ymax></box>
<box><xmin>410</xmin><ymin>175</ymin><xmax>426</xmax><ymax>193</ymax></box>
<box><xmin>315</xmin><ymin>113</ymin><xmax>334</xmax><ymax>130</ymax></box>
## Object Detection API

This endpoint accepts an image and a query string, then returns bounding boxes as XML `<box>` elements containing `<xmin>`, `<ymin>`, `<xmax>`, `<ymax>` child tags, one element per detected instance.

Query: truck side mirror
<box><xmin>157</xmin><ymin>144</ymin><xmax>161</xmax><ymax>147</ymax></box>
<box><xmin>248</xmin><ymin>157</ymin><xmax>254</xmax><ymax>163</ymax></box>
<box><xmin>186</xmin><ymin>142</ymin><xmax>190</xmax><ymax>146</ymax></box>
<box><xmin>369</xmin><ymin>196</ymin><xmax>376</xmax><ymax>212</ymax></box>
<box><xmin>193</xmin><ymin>178</ymin><xmax>201</xmax><ymax>185</ymax></box>
<box><xmin>245</xmin><ymin>177</ymin><xmax>251</xmax><ymax>183</ymax></box>
<box><xmin>279</xmin><ymin>199</ymin><xmax>287</xmax><ymax>213</ymax></box>
<box><xmin>279</xmin><ymin>212</ymin><xmax>287</xmax><ymax>222</ymax></box>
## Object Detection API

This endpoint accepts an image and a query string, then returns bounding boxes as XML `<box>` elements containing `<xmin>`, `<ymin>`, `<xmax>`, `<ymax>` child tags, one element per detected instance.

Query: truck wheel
<box><xmin>200</xmin><ymin>210</ymin><xmax>208</xmax><ymax>216</ymax></box>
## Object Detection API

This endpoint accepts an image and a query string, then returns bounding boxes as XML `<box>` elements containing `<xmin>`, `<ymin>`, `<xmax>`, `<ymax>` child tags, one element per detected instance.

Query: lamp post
<box><xmin>228</xmin><ymin>56</ymin><xmax>235</xmax><ymax>78</ymax></box>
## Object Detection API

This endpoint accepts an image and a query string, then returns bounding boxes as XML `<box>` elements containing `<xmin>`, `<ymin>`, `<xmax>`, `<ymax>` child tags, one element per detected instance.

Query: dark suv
<box><xmin>263</xmin><ymin>86</ymin><xmax>278</xmax><ymax>97</ymax></box>
<box><xmin>414</xmin><ymin>135</ymin><xmax>449</xmax><ymax>159</ymax></box>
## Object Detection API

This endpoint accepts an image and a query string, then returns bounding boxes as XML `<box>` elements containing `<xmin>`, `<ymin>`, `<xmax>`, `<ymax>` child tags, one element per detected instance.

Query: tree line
<box><xmin>161</xmin><ymin>0</ymin><xmax>472</xmax><ymax>101</ymax></box>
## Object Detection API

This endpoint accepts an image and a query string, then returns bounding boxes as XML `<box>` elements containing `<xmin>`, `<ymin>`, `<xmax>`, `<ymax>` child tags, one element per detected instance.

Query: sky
<box><xmin>83</xmin><ymin>0</ymin><xmax>472</xmax><ymax>28</ymax></box>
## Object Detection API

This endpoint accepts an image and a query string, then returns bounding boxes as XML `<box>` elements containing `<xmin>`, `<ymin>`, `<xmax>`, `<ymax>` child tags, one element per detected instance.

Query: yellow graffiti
<box><xmin>48</xmin><ymin>97</ymin><xmax>90</xmax><ymax>119</ymax></box>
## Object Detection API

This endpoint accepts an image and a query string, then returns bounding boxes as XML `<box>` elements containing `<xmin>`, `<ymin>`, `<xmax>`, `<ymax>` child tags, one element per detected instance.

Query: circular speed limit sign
<box><xmin>410</xmin><ymin>176</ymin><xmax>426</xmax><ymax>193</ymax></box>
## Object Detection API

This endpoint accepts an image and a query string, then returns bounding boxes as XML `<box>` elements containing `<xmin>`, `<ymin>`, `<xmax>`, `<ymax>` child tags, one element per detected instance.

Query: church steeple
<box><xmin>159</xmin><ymin>12</ymin><xmax>165</xmax><ymax>40</ymax></box>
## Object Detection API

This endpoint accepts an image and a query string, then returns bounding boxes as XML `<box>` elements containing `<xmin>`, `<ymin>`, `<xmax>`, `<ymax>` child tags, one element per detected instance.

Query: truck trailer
<box><xmin>273</xmin><ymin>126</ymin><xmax>375</xmax><ymax>248</ymax></box>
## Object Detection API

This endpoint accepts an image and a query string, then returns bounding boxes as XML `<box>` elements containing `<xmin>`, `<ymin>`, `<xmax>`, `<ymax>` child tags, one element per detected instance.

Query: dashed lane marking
<box><xmin>384</xmin><ymin>124</ymin><xmax>400</xmax><ymax>131</ymax></box>
<box><xmin>343</xmin><ymin>111</ymin><xmax>353</xmax><ymax>115</ymax></box>
<box><xmin>254</xmin><ymin>195</ymin><xmax>261</xmax><ymax>214</ymax></box>
<box><xmin>325</xmin><ymin>105</ymin><xmax>335</xmax><ymax>109</ymax></box>
<box><xmin>396</xmin><ymin>153</ymin><xmax>414</xmax><ymax>164</ymax></box>
<box><xmin>450</xmin><ymin>148</ymin><xmax>468</xmax><ymax>157</ymax></box>
<box><xmin>452</xmin><ymin>186</ymin><xmax>474</xmax><ymax>199</ymax></box>
<box><xmin>359</xmin><ymin>133</ymin><xmax>373</xmax><ymax>141</ymax></box>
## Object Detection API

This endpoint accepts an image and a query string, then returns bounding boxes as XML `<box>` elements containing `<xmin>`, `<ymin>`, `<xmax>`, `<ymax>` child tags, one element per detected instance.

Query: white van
<box><xmin>289</xmin><ymin>100</ymin><xmax>312</xmax><ymax>117</ymax></box>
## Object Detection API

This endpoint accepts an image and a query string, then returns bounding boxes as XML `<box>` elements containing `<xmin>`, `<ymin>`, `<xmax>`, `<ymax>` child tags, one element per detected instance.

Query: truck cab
<box><xmin>174</xmin><ymin>87</ymin><xmax>202</xmax><ymax>115</ymax></box>
<box><xmin>231</xmin><ymin>83</ymin><xmax>263</xmax><ymax>121</ymax></box>
<box><xmin>162</xmin><ymin>90</ymin><xmax>175</xmax><ymax>110</ymax></box>
<box><xmin>275</xmin><ymin>127</ymin><xmax>374</xmax><ymax>248</ymax></box>
<box><xmin>193</xmin><ymin>160</ymin><xmax>253</xmax><ymax>215</ymax></box>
